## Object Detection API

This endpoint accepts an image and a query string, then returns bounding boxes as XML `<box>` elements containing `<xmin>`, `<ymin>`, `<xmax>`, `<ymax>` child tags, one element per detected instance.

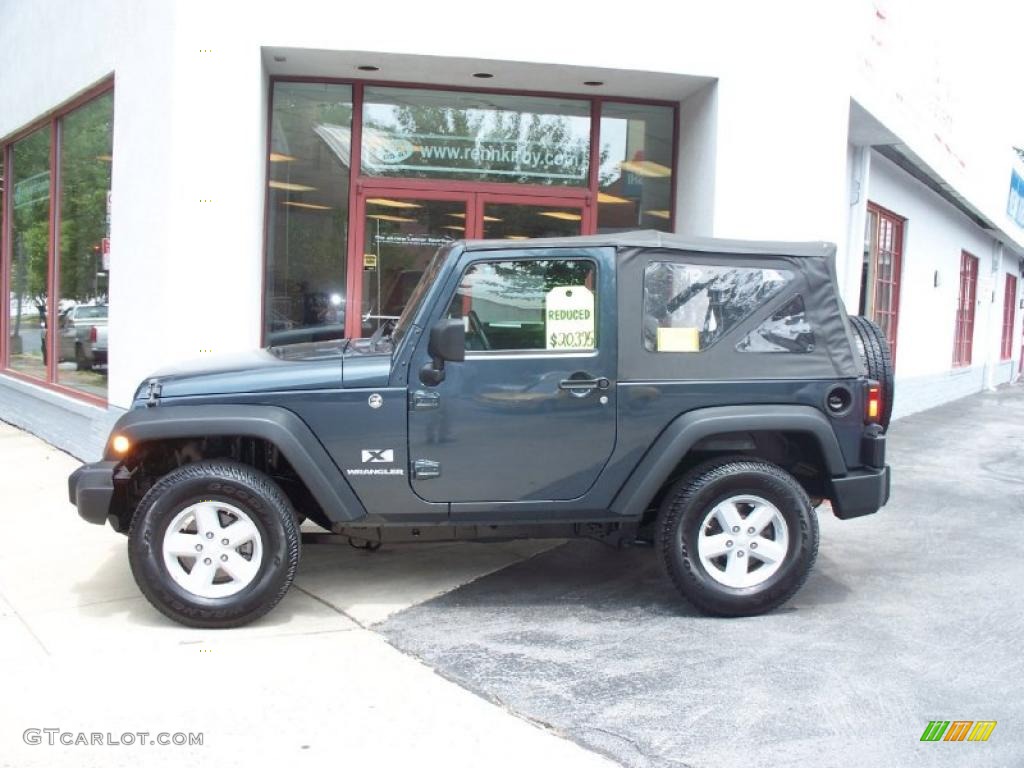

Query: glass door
<box><xmin>350</xmin><ymin>189</ymin><xmax>588</xmax><ymax>338</ymax></box>
<box><xmin>476</xmin><ymin>195</ymin><xmax>586</xmax><ymax>241</ymax></box>
<box><xmin>354</xmin><ymin>191</ymin><xmax>472</xmax><ymax>337</ymax></box>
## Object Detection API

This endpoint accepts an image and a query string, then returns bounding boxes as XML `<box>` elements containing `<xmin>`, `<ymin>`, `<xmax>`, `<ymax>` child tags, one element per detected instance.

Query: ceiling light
<box><xmin>472</xmin><ymin>72</ymin><xmax>494</xmax><ymax>79</ymax></box>
<box><xmin>367</xmin><ymin>198</ymin><xmax>422</xmax><ymax>209</ymax></box>
<box><xmin>619</xmin><ymin>159</ymin><xmax>672</xmax><ymax>178</ymax></box>
<box><xmin>598</xmin><ymin>192</ymin><xmax>631</xmax><ymax>204</ymax></box>
<box><xmin>539</xmin><ymin>211</ymin><xmax>583</xmax><ymax>222</ymax></box>
<box><xmin>283</xmin><ymin>201</ymin><xmax>332</xmax><ymax>211</ymax></box>
<box><xmin>367</xmin><ymin>214</ymin><xmax>416</xmax><ymax>223</ymax></box>
<box><xmin>269</xmin><ymin>180</ymin><xmax>317</xmax><ymax>192</ymax></box>
<box><xmin>447</xmin><ymin>212</ymin><xmax>467</xmax><ymax>219</ymax></box>
<box><xmin>584</xmin><ymin>81</ymin><xmax>604</xmax><ymax>87</ymax></box>
<box><xmin>270</xmin><ymin>152</ymin><xmax>296</xmax><ymax>163</ymax></box>
<box><xmin>358</xmin><ymin>65</ymin><xmax>380</xmax><ymax>72</ymax></box>
<box><xmin>505</xmin><ymin>235</ymin><xmax>529</xmax><ymax>240</ymax></box>
<box><xmin>442</xmin><ymin>225</ymin><xmax>465</xmax><ymax>232</ymax></box>
<box><xmin>645</xmin><ymin>209</ymin><xmax>671</xmax><ymax>220</ymax></box>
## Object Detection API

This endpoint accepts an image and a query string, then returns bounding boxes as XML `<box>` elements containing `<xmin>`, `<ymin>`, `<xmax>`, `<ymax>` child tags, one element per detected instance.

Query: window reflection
<box><xmin>362</xmin><ymin>88</ymin><xmax>591</xmax><ymax>186</ymax></box>
<box><xmin>8</xmin><ymin>127</ymin><xmax>51</xmax><ymax>380</ymax></box>
<box><xmin>598</xmin><ymin>103</ymin><xmax>674</xmax><ymax>232</ymax></box>
<box><xmin>265</xmin><ymin>83</ymin><xmax>352</xmax><ymax>346</ymax></box>
<box><xmin>56</xmin><ymin>92</ymin><xmax>114</xmax><ymax>397</ymax></box>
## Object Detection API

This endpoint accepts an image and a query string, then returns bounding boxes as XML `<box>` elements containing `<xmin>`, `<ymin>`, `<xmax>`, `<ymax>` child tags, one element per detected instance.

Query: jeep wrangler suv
<box><xmin>69</xmin><ymin>232</ymin><xmax>892</xmax><ymax>627</ymax></box>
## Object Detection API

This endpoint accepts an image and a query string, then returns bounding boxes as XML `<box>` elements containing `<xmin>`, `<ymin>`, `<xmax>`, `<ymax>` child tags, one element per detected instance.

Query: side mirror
<box><xmin>419</xmin><ymin>319</ymin><xmax>465</xmax><ymax>386</ymax></box>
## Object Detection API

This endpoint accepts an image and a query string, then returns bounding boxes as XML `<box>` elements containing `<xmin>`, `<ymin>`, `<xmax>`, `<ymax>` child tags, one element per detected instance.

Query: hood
<box><xmin>147</xmin><ymin>341</ymin><xmax>346</xmax><ymax>400</ymax></box>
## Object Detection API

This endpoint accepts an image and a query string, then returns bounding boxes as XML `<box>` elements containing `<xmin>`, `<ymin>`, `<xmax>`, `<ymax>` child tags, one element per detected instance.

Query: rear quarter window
<box><xmin>643</xmin><ymin>262</ymin><xmax>792</xmax><ymax>352</ymax></box>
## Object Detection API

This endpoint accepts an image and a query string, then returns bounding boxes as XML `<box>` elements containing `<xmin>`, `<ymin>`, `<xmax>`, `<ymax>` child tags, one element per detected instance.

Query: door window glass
<box><xmin>362</xmin><ymin>88</ymin><xmax>590</xmax><ymax>186</ymax></box>
<box><xmin>265</xmin><ymin>82</ymin><xmax>352</xmax><ymax>345</ymax></box>
<box><xmin>8</xmin><ymin>126</ymin><xmax>51</xmax><ymax>380</ymax></box>
<box><xmin>643</xmin><ymin>262</ymin><xmax>792</xmax><ymax>352</ymax></box>
<box><xmin>481</xmin><ymin>202</ymin><xmax>582</xmax><ymax>240</ymax></box>
<box><xmin>446</xmin><ymin>260</ymin><xmax>597</xmax><ymax>351</ymax></box>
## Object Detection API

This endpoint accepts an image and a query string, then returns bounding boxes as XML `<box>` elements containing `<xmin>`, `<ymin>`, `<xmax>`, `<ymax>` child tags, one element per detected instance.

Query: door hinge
<box><xmin>413</xmin><ymin>459</ymin><xmax>441</xmax><ymax>480</ymax></box>
<box><xmin>146</xmin><ymin>380</ymin><xmax>162</xmax><ymax>407</ymax></box>
<box><xmin>410</xmin><ymin>390</ymin><xmax>441</xmax><ymax>411</ymax></box>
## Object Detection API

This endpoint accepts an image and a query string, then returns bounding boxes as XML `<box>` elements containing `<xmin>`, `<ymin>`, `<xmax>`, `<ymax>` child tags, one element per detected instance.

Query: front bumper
<box><xmin>68</xmin><ymin>461</ymin><xmax>119</xmax><ymax>525</ymax></box>
<box><xmin>829</xmin><ymin>465</ymin><xmax>891</xmax><ymax>520</ymax></box>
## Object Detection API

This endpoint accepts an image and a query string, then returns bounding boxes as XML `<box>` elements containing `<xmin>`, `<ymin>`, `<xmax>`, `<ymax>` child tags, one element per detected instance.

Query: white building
<box><xmin>1</xmin><ymin>0</ymin><xmax>1021</xmax><ymax>458</ymax></box>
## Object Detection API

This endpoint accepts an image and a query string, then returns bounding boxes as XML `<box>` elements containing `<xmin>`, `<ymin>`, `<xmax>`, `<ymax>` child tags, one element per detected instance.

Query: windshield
<box><xmin>392</xmin><ymin>245</ymin><xmax>450</xmax><ymax>346</ymax></box>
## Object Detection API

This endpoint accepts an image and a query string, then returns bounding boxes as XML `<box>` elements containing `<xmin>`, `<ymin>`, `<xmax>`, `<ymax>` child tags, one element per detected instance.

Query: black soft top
<box><xmin>463</xmin><ymin>229</ymin><xmax>835</xmax><ymax>261</ymax></box>
<box><xmin>462</xmin><ymin>230</ymin><xmax>863</xmax><ymax>381</ymax></box>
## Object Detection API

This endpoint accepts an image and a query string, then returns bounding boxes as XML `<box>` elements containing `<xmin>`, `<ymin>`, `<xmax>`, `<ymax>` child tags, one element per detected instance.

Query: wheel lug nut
<box><xmin>195</xmin><ymin>544</ymin><xmax>203</xmax><ymax>552</ymax></box>
<box><xmin>731</xmin><ymin>526</ymin><xmax>740</xmax><ymax>533</ymax></box>
<box><xmin>220</xmin><ymin>554</ymin><xmax>228</xmax><ymax>562</ymax></box>
<box><xmin>221</xmin><ymin>538</ymin><xmax>229</xmax><ymax>546</ymax></box>
<box><xmin>750</xmin><ymin>542</ymin><xmax>758</xmax><ymax>550</ymax></box>
<box><xmin>203</xmin><ymin>557</ymin><xmax>212</xmax><ymax>565</ymax></box>
<box><xmin>206</xmin><ymin>532</ymin><xmax>214</xmax><ymax>539</ymax></box>
<box><xmin>747</xmin><ymin>527</ymin><xmax>755</xmax><ymax>534</ymax></box>
<box><xmin>737</xmin><ymin>550</ymin><xmax>745</xmax><ymax>558</ymax></box>
<box><xmin>726</xmin><ymin>540</ymin><xmax>733</xmax><ymax>547</ymax></box>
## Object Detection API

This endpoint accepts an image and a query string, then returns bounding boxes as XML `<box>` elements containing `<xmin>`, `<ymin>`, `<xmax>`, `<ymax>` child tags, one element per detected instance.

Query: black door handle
<box><xmin>558</xmin><ymin>377</ymin><xmax>610</xmax><ymax>392</ymax></box>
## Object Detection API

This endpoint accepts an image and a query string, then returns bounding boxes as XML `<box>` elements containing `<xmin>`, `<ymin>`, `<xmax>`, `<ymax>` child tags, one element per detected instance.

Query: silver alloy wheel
<box><xmin>696</xmin><ymin>494</ymin><xmax>789</xmax><ymax>589</ymax></box>
<box><xmin>162</xmin><ymin>501</ymin><xmax>263</xmax><ymax>598</ymax></box>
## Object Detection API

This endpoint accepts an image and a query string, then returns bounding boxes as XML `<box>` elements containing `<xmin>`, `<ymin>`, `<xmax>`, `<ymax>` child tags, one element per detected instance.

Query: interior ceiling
<box><xmin>262</xmin><ymin>48</ymin><xmax>714</xmax><ymax>102</ymax></box>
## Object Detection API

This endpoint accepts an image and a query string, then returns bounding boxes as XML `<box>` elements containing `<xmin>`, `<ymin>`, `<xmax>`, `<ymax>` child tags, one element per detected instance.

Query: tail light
<box><xmin>865</xmin><ymin>381</ymin><xmax>882</xmax><ymax>424</ymax></box>
<box><xmin>88</xmin><ymin>326</ymin><xmax>97</xmax><ymax>343</ymax></box>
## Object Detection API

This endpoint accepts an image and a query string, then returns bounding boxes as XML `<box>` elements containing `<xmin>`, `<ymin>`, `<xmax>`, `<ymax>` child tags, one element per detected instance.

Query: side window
<box><xmin>736</xmin><ymin>295</ymin><xmax>815</xmax><ymax>353</ymax></box>
<box><xmin>643</xmin><ymin>262</ymin><xmax>793</xmax><ymax>352</ymax></box>
<box><xmin>446</xmin><ymin>259</ymin><xmax>597</xmax><ymax>352</ymax></box>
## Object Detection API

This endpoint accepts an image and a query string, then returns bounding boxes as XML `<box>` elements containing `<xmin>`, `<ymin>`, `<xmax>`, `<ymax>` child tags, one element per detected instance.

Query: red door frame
<box><xmin>348</xmin><ymin>181</ymin><xmax>589</xmax><ymax>338</ymax></box>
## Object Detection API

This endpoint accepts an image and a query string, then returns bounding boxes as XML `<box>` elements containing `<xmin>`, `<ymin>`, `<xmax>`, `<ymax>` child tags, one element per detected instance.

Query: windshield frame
<box><xmin>391</xmin><ymin>244</ymin><xmax>451</xmax><ymax>347</ymax></box>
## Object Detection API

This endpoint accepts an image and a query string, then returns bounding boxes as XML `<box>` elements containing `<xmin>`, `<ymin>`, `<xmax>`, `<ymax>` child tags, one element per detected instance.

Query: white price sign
<box><xmin>545</xmin><ymin>285</ymin><xmax>595</xmax><ymax>350</ymax></box>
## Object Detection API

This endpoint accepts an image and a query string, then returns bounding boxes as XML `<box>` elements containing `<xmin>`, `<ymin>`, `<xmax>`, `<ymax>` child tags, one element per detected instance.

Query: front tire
<box><xmin>128</xmin><ymin>460</ymin><xmax>300</xmax><ymax>628</ymax></box>
<box><xmin>656</xmin><ymin>458</ymin><xmax>818</xmax><ymax>617</ymax></box>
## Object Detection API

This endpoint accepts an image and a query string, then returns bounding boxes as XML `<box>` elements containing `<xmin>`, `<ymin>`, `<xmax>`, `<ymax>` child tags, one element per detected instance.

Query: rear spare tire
<box><xmin>849</xmin><ymin>315</ymin><xmax>894</xmax><ymax>431</ymax></box>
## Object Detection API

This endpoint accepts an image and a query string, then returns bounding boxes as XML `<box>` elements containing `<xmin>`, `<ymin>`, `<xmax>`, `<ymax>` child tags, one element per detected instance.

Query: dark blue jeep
<box><xmin>69</xmin><ymin>232</ymin><xmax>892</xmax><ymax>627</ymax></box>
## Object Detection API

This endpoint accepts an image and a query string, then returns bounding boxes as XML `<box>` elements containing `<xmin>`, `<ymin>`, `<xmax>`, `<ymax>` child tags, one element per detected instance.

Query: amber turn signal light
<box><xmin>111</xmin><ymin>435</ymin><xmax>131</xmax><ymax>455</ymax></box>
<box><xmin>865</xmin><ymin>383</ymin><xmax>882</xmax><ymax>423</ymax></box>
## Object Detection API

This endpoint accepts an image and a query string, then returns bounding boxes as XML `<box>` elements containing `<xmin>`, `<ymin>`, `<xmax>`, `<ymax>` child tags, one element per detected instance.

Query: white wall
<box><xmin>865</xmin><ymin>151</ymin><xmax>1008</xmax><ymax>417</ymax></box>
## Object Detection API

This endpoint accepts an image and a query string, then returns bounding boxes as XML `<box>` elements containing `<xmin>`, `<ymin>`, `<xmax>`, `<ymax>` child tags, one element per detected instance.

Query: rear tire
<box><xmin>656</xmin><ymin>457</ymin><xmax>819</xmax><ymax>617</ymax></box>
<box><xmin>848</xmin><ymin>315</ymin><xmax>894</xmax><ymax>431</ymax></box>
<box><xmin>128</xmin><ymin>460</ymin><xmax>300</xmax><ymax>628</ymax></box>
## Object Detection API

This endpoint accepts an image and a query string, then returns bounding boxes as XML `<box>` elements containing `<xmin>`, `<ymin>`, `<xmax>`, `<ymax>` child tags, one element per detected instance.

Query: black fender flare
<box><xmin>106</xmin><ymin>404</ymin><xmax>366</xmax><ymax>523</ymax></box>
<box><xmin>609</xmin><ymin>405</ymin><xmax>848</xmax><ymax>518</ymax></box>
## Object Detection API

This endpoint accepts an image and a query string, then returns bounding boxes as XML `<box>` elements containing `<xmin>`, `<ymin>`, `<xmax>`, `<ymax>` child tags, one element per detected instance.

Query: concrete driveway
<box><xmin>2</xmin><ymin>386</ymin><xmax>1022</xmax><ymax>767</ymax></box>
<box><xmin>0</xmin><ymin>422</ymin><xmax>611</xmax><ymax>768</ymax></box>
<box><xmin>379</xmin><ymin>385</ymin><xmax>1024</xmax><ymax>767</ymax></box>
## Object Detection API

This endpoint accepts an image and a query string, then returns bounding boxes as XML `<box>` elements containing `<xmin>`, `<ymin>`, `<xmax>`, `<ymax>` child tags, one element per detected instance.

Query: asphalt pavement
<box><xmin>380</xmin><ymin>384</ymin><xmax>1024</xmax><ymax>767</ymax></box>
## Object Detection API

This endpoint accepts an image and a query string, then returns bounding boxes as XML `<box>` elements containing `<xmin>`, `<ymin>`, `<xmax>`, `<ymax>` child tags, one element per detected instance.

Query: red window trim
<box><xmin>953</xmin><ymin>250</ymin><xmax>979</xmax><ymax>369</ymax></box>
<box><xmin>0</xmin><ymin>77</ymin><xmax>114</xmax><ymax>406</ymax></box>
<box><xmin>261</xmin><ymin>77</ymin><xmax>680</xmax><ymax>344</ymax></box>
<box><xmin>1001</xmin><ymin>273</ymin><xmax>1017</xmax><ymax>362</ymax></box>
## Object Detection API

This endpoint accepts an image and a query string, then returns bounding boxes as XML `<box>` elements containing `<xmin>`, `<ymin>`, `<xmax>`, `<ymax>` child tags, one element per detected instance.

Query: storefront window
<box><xmin>598</xmin><ymin>103</ymin><xmax>674</xmax><ymax>232</ymax></box>
<box><xmin>265</xmin><ymin>82</ymin><xmax>353</xmax><ymax>345</ymax></box>
<box><xmin>362</xmin><ymin>88</ymin><xmax>591</xmax><ymax>186</ymax></box>
<box><xmin>54</xmin><ymin>92</ymin><xmax>114</xmax><ymax>398</ymax></box>
<box><xmin>8</xmin><ymin>127</ymin><xmax>51</xmax><ymax>380</ymax></box>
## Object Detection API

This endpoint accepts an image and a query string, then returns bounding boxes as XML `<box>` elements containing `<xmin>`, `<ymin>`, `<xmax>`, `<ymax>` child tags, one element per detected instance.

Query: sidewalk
<box><xmin>0</xmin><ymin>422</ymin><xmax>613</xmax><ymax>768</ymax></box>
